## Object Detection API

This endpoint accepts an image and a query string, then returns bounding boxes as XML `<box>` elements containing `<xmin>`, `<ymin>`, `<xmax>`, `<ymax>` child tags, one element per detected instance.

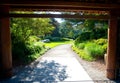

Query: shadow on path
<box><xmin>2</xmin><ymin>60</ymin><xmax>68</xmax><ymax>83</ymax></box>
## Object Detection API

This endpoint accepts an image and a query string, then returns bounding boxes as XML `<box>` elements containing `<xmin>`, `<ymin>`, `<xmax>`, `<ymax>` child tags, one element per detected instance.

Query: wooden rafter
<box><xmin>8</xmin><ymin>13</ymin><xmax>110</xmax><ymax>20</ymax></box>
<box><xmin>10</xmin><ymin>6</ymin><xmax>110</xmax><ymax>12</ymax></box>
<box><xmin>1</xmin><ymin>1</ymin><xmax>120</xmax><ymax>18</ymax></box>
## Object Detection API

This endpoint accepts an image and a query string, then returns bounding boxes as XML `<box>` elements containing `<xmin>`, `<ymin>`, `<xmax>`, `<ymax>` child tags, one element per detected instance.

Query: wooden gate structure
<box><xmin>0</xmin><ymin>0</ymin><xmax>120</xmax><ymax>80</ymax></box>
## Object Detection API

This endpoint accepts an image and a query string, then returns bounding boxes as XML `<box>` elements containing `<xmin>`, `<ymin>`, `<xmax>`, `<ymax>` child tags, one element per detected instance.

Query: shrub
<box><xmin>73</xmin><ymin>38</ymin><xmax>108</xmax><ymax>61</ymax></box>
<box><xmin>72</xmin><ymin>45</ymin><xmax>94</xmax><ymax>61</ymax></box>
<box><xmin>84</xmin><ymin>43</ymin><xmax>104</xmax><ymax>58</ymax></box>
<box><xmin>93</xmin><ymin>38</ymin><xmax>107</xmax><ymax>45</ymax></box>
<box><xmin>74</xmin><ymin>36</ymin><xmax>81</xmax><ymax>45</ymax></box>
<box><xmin>75</xmin><ymin>31</ymin><xmax>91</xmax><ymax>44</ymax></box>
<box><xmin>102</xmin><ymin>43</ymin><xmax>108</xmax><ymax>53</ymax></box>
<box><xmin>12</xmin><ymin>39</ymin><xmax>45</xmax><ymax>64</ymax></box>
<box><xmin>29</xmin><ymin>36</ymin><xmax>40</xmax><ymax>42</ymax></box>
<box><xmin>12</xmin><ymin>40</ymin><xmax>26</xmax><ymax>59</ymax></box>
<box><xmin>77</xmin><ymin>43</ymin><xmax>85</xmax><ymax>49</ymax></box>
<box><xmin>93</xmin><ymin>38</ymin><xmax>108</xmax><ymax>53</ymax></box>
<box><xmin>26</xmin><ymin>42</ymin><xmax>45</xmax><ymax>55</ymax></box>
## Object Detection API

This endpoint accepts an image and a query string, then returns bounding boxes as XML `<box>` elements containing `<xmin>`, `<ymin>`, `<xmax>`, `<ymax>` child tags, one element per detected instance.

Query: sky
<box><xmin>55</xmin><ymin>18</ymin><xmax>63</xmax><ymax>23</ymax></box>
<box><xmin>34</xmin><ymin>12</ymin><xmax>64</xmax><ymax>23</ymax></box>
<box><xmin>48</xmin><ymin>12</ymin><xmax>63</xmax><ymax>23</ymax></box>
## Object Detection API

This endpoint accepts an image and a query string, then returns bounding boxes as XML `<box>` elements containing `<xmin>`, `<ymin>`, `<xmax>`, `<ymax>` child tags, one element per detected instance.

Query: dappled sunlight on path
<box><xmin>2</xmin><ymin>44</ymin><xmax>94</xmax><ymax>83</ymax></box>
<box><xmin>31</xmin><ymin>60</ymin><xmax>68</xmax><ymax>82</ymax></box>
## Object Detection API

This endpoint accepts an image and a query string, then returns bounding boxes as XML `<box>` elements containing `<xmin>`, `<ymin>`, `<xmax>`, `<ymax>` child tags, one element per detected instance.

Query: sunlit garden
<box><xmin>10</xmin><ymin>15</ymin><xmax>108</xmax><ymax>66</ymax></box>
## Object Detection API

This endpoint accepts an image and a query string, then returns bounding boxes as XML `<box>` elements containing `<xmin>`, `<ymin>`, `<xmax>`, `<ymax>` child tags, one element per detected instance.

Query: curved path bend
<box><xmin>4</xmin><ymin>44</ymin><xmax>94</xmax><ymax>83</ymax></box>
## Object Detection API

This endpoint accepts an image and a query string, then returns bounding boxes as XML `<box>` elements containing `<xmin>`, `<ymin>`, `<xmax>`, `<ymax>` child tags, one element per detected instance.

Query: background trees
<box><xmin>57</xmin><ymin>18</ymin><xmax>108</xmax><ymax>41</ymax></box>
<box><xmin>11</xmin><ymin>16</ymin><xmax>108</xmax><ymax>64</ymax></box>
<box><xmin>11</xmin><ymin>18</ymin><xmax>54</xmax><ymax>41</ymax></box>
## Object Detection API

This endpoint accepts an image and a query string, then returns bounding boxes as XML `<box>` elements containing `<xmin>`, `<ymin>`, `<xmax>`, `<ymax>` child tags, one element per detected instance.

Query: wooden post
<box><xmin>106</xmin><ymin>12</ymin><xmax>117</xmax><ymax>79</ymax></box>
<box><xmin>0</xmin><ymin>6</ymin><xmax>12</xmax><ymax>78</ymax></box>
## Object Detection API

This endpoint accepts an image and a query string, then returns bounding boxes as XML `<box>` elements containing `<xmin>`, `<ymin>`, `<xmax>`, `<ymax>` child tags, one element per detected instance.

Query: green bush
<box><xmin>77</xmin><ymin>43</ymin><xmax>85</xmax><ymax>49</ymax></box>
<box><xmin>75</xmin><ymin>31</ymin><xmax>91</xmax><ymax>44</ymax></box>
<box><xmin>93</xmin><ymin>38</ymin><xmax>108</xmax><ymax>53</ymax></box>
<box><xmin>25</xmin><ymin>42</ymin><xmax>45</xmax><ymax>56</ymax></box>
<box><xmin>12</xmin><ymin>41</ymin><xmax>26</xmax><ymax>59</ymax></box>
<box><xmin>73</xmin><ymin>38</ymin><xmax>108</xmax><ymax>61</ymax></box>
<box><xmin>29</xmin><ymin>36</ymin><xmax>40</xmax><ymax>42</ymax></box>
<box><xmin>72</xmin><ymin>45</ymin><xmax>94</xmax><ymax>61</ymax></box>
<box><xmin>12</xmin><ymin>38</ymin><xmax>46</xmax><ymax>64</ymax></box>
<box><xmin>25</xmin><ymin>44</ymin><xmax>34</xmax><ymax>55</ymax></box>
<box><xmin>84</xmin><ymin>43</ymin><xmax>104</xmax><ymax>58</ymax></box>
<box><xmin>102</xmin><ymin>43</ymin><xmax>108</xmax><ymax>53</ymax></box>
<box><xmin>93</xmin><ymin>38</ymin><xmax>107</xmax><ymax>45</ymax></box>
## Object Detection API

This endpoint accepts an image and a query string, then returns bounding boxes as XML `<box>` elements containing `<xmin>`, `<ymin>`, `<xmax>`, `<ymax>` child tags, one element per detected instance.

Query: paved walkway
<box><xmin>3</xmin><ymin>44</ymin><xmax>93</xmax><ymax>83</ymax></box>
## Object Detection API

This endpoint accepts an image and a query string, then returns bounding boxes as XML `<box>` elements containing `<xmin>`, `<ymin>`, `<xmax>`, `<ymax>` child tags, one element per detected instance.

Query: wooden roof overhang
<box><xmin>2</xmin><ymin>1</ymin><xmax>120</xmax><ymax>11</ymax></box>
<box><xmin>1</xmin><ymin>1</ymin><xmax>120</xmax><ymax>19</ymax></box>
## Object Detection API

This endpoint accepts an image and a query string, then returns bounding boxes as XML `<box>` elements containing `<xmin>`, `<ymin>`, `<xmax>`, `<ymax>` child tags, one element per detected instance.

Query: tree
<box><xmin>83</xmin><ymin>20</ymin><xmax>108</xmax><ymax>39</ymax></box>
<box><xmin>11</xmin><ymin>18</ymin><xmax>55</xmax><ymax>40</ymax></box>
<box><xmin>10</xmin><ymin>18</ymin><xmax>55</xmax><ymax>63</ymax></box>
<box><xmin>11</xmin><ymin>18</ymin><xmax>33</xmax><ymax>42</ymax></box>
<box><xmin>32</xmin><ymin>18</ymin><xmax>55</xmax><ymax>38</ymax></box>
<box><xmin>59</xmin><ymin>19</ymin><xmax>84</xmax><ymax>39</ymax></box>
<box><xmin>59</xmin><ymin>21</ymin><xmax>72</xmax><ymax>38</ymax></box>
<box><xmin>49</xmin><ymin>18</ymin><xmax>61</xmax><ymax>37</ymax></box>
<box><xmin>61</xmin><ymin>18</ymin><xmax>108</xmax><ymax>40</ymax></box>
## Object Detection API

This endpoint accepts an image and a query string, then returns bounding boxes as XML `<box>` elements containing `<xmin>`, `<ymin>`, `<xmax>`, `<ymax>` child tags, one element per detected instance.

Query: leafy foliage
<box><xmin>12</xmin><ymin>35</ymin><xmax>46</xmax><ymax>64</ymax></box>
<box><xmin>93</xmin><ymin>38</ymin><xmax>107</xmax><ymax>45</ymax></box>
<box><xmin>50</xmin><ymin>18</ymin><xmax>61</xmax><ymax>37</ymax></box>
<box><xmin>93</xmin><ymin>38</ymin><xmax>108</xmax><ymax>53</ymax></box>
<box><xmin>84</xmin><ymin>43</ymin><xmax>104</xmax><ymax>58</ymax></box>
<box><xmin>73</xmin><ymin>38</ymin><xmax>108</xmax><ymax>61</ymax></box>
<box><xmin>32</xmin><ymin>18</ymin><xmax>54</xmax><ymax>38</ymax></box>
<box><xmin>77</xmin><ymin>43</ymin><xmax>85</xmax><ymax>49</ymax></box>
<box><xmin>61</xmin><ymin>19</ymin><xmax>108</xmax><ymax>40</ymax></box>
<box><xmin>11</xmin><ymin>18</ymin><xmax>54</xmax><ymax>64</ymax></box>
<box><xmin>10</xmin><ymin>15</ymin><xmax>108</xmax><ymax>63</ymax></box>
<box><xmin>72</xmin><ymin>46</ymin><xmax>94</xmax><ymax>61</ymax></box>
<box><xmin>74</xmin><ymin>31</ymin><xmax>91</xmax><ymax>44</ymax></box>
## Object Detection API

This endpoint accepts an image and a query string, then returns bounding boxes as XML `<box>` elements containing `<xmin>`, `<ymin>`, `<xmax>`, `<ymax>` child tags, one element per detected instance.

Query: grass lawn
<box><xmin>44</xmin><ymin>40</ymin><xmax>73</xmax><ymax>48</ymax></box>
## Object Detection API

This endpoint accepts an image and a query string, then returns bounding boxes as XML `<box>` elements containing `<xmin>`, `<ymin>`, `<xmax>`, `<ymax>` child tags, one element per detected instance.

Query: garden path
<box><xmin>2</xmin><ymin>44</ymin><xmax>93</xmax><ymax>83</ymax></box>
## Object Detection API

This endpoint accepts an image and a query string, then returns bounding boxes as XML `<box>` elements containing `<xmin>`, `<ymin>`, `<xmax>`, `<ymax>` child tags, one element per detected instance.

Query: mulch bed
<box><xmin>75</xmin><ymin>55</ymin><xmax>109</xmax><ymax>80</ymax></box>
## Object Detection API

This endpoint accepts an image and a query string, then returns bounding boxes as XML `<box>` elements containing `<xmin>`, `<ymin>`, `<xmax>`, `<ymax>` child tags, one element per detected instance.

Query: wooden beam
<box><xmin>10</xmin><ymin>6</ymin><xmax>109</xmax><ymax>11</ymax></box>
<box><xmin>1</xmin><ymin>1</ymin><xmax>120</xmax><ymax>10</ymax></box>
<box><xmin>8</xmin><ymin>14</ymin><xmax>110</xmax><ymax>20</ymax></box>
<box><xmin>0</xmin><ymin>5</ymin><xmax>12</xmax><ymax>78</ymax></box>
<box><xmin>106</xmin><ymin>12</ymin><xmax>118</xmax><ymax>80</ymax></box>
